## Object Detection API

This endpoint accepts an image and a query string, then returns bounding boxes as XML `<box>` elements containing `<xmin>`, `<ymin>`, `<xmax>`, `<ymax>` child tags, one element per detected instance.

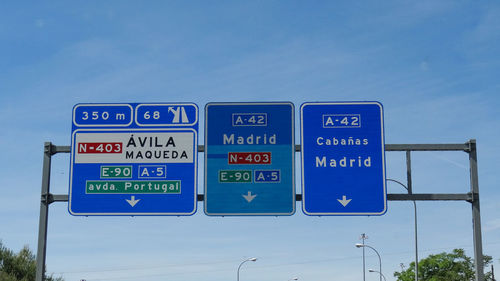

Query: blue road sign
<box><xmin>69</xmin><ymin>103</ymin><xmax>198</xmax><ymax>216</ymax></box>
<box><xmin>300</xmin><ymin>102</ymin><xmax>386</xmax><ymax>215</ymax></box>
<box><xmin>204</xmin><ymin>102</ymin><xmax>295</xmax><ymax>216</ymax></box>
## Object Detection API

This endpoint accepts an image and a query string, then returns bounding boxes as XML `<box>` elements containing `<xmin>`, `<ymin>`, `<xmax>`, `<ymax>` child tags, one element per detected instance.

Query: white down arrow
<box><xmin>337</xmin><ymin>195</ymin><xmax>352</xmax><ymax>207</ymax></box>
<box><xmin>242</xmin><ymin>191</ymin><xmax>257</xmax><ymax>203</ymax></box>
<box><xmin>126</xmin><ymin>196</ymin><xmax>140</xmax><ymax>207</ymax></box>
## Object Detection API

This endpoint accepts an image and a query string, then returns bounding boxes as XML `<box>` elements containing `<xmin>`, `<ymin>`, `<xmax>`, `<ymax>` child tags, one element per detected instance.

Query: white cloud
<box><xmin>420</xmin><ymin>61</ymin><xmax>429</xmax><ymax>71</ymax></box>
<box><xmin>35</xmin><ymin>19</ymin><xmax>45</xmax><ymax>28</ymax></box>
<box><xmin>485</xmin><ymin>218</ymin><xmax>500</xmax><ymax>232</ymax></box>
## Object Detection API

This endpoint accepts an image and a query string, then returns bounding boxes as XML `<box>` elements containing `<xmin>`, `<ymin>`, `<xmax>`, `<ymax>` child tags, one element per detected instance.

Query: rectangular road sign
<box><xmin>205</xmin><ymin>102</ymin><xmax>295</xmax><ymax>216</ymax></box>
<box><xmin>301</xmin><ymin>102</ymin><xmax>386</xmax><ymax>215</ymax></box>
<box><xmin>69</xmin><ymin>103</ymin><xmax>198</xmax><ymax>216</ymax></box>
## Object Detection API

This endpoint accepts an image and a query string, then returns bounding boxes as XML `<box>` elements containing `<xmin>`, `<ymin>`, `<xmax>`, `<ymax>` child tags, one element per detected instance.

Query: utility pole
<box><xmin>360</xmin><ymin>233</ymin><xmax>368</xmax><ymax>281</ymax></box>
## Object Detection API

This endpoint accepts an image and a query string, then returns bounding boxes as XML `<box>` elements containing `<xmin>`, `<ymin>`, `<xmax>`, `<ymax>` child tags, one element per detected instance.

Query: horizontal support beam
<box><xmin>49</xmin><ymin>141</ymin><xmax>474</xmax><ymax>204</ymax></box>
<box><xmin>51</xmin><ymin>194</ymin><xmax>69</xmax><ymax>202</ymax></box>
<box><xmin>55</xmin><ymin>145</ymin><xmax>70</xmax><ymax>153</ymax></box>
<box><xmin>385</xmin><ymin>143</ymin><xmax>470</xmax><ymax>152</ymax></box>
<box><xmin>49</xmin><ymin>193</ymin><xmax>472</xmax><ymax>204</ymax></box>
<box><xmin>54</xmin><ymin>142</ymin><xmax>472</xmax><ymax>155</ymax></box>
<box><xmin>42</xmin><ymin>194</ymin><xmax>69</xmax><ymax>204</ymax></box>
<box><xmin>387</xmin><ymin>193</ymin><xmax>473</xmax><ymax>202</ymax></box>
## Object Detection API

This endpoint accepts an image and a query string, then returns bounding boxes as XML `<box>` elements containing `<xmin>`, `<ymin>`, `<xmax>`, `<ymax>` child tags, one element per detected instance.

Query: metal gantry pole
<box><xmin>406</xmin><ymin>150</ymin><xmax>418</xmax><ymax>281</ymax></box>
<box><xmin>469</xmin><ymin>140</ymin><xmax>484</xmax><ymax>281</ymax></box>
<box><xmin>386</xmin><ymin>140</ymin><xmax>484</xmax><ymax>281</ymax></box>
<box><xmin>35</xmin><ymin>142</ymin><xmax>53</xmax><ymax>281</ymax></box>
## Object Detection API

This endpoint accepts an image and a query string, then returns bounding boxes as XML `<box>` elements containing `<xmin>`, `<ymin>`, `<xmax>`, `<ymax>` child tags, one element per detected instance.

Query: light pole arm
<box><xmin>387</xmin><ymin>177</ymin><xmax>419</xmax><ymax>281</ymax></box>
<box><xmin>237</xmin><ymin>258</ymin><xmax>256</xmax><ymax>281</ymax></box>
<box><xmin>237</xmin><ymin>260</ymin><xmax>247</xmax><ymax>281</ymax></box>
<box><xmin>369</xmin><ymin>269</ymin><xmax>387</xmax><ymax>281</ymax></box>
<box><xmin>364</xmin><ymin>245</ymin><xmax>382</xmax><ymax>281</ymax></box>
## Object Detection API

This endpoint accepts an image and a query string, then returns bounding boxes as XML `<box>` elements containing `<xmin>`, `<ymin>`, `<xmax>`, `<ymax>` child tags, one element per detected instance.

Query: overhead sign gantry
<box><xmin>36</xmin><ymin>101</ymin><xmax>485</xmax><ymax>281</ymax></box>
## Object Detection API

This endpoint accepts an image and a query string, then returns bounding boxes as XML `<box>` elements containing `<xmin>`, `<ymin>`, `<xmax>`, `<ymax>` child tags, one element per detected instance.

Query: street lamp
<box><xmin>360</xmin><ymin>233</ymin><xmax>368</xmax><ymax>281</ymax></box>
<box><xmin>355</xmin><ymin>243</ymin><xmax>382</xmax><ymax>281</ymax></box>
<box><xmin>387</xmin><ymin>150</ymin><xmax>419</xmax><ymax>281</ymax></box>
<box><xmin>387</xmin><ymin>176</ymin><xmax>419</xmax><ymax>281</ymax></box>
<box><xmin>237</xmin><ymin>257</ymin><xmax>257</xmax><ymax>281</ymax></box>
<box><xmin>288</xmin><ymin>277</ymin><xmax>298</xmax><ymax>281</ymax></box>
<box><xmin>369</xmin><ymin>269</ymin><xmax>387</xmax><ymax>281</ymax></box>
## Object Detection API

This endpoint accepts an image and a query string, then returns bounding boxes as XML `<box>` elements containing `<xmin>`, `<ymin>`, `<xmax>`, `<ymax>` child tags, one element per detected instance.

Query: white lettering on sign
<box><xmin>315</xmin><ymin>156</ymin><xmax>372</xmax><ymax>168</ymax></box>
<box><xmin>74</xmin><ymin>132</ymin><xmax>194</xmax><ymax>163</ymax></box>
<box><xmin>222</xmin><ymin>133</ymin><xmax>276</xmax><ymax>145</ymax></box>
<box><xmin>316</xmin><ymin>136</ymin><xmax>368</xmax><ymax>146</ymax></box>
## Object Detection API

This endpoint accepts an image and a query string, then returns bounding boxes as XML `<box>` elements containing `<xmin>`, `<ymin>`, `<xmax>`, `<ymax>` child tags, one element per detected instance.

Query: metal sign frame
<box><xmin>35</xmin><ymin>140</ymin><xmax>485</xmax><ymax>281</ymax></box>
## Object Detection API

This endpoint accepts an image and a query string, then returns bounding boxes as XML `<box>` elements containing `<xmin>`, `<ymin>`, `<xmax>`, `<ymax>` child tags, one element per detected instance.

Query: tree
<box><xmin>0</xmin><ymin>241</ymin><xmax>63</xmax><ymax>281</ymax></box>
<box><xmin>394</xmin><ymin>248</ymin><xmax>493</xmax><ymax>281</ymax></box>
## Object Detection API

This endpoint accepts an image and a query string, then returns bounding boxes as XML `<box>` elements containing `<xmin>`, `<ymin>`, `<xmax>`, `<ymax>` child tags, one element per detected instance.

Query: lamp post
<box><xmin>387</xmin><ymin>150</ymin><xmax>418</xmax><ymax>281</ymax></box>
<box><xmin>237</xmin><ymin>257</ymin><xmax>257</xmax><ymax>281</ymax></box>
<box><xmin>360</xmin><ymin>233</ymin><xmax>368</xmax><ymax>281</ymax></box>
<box><xmin>288</xmin><ymin>277</ymin><xmax>298</xmax><ymax>281</ymax></box>
<box><xmin>356</xmin><ymin>243</ymin><xmax>382</xmax><ymax>281</ymax></box>
<box><xmin>387</xmin><ymin>176</ymin><xmax>419</xmax><ymax>281</ymax></box>
<box><xmin>369</xmin><ymin>269</ymin><xmax>387</xmax><ymax>281</ymax></box>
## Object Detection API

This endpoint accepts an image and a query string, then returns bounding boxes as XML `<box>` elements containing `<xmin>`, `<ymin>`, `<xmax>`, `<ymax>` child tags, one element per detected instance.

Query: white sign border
<box><xmin>69</xmin><ymin>127</ymin><xmax>198</xmax><ymax>216</ymax></box>
<box><xmin>204</xmin><ymin>102</ymin><xmax>296</xmax><ymax>216</ymax></box>
<box><xmin>300</xmin><ymin>101</ymin><xmax>387</xmax><ymax>216</ymax></box>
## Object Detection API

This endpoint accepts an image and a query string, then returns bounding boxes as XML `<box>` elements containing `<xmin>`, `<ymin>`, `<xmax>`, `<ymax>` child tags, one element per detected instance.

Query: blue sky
<box><xmin>1</xmin><ymin>1</ymin><xmax>499</xmax><ymax>281</ymax></box>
